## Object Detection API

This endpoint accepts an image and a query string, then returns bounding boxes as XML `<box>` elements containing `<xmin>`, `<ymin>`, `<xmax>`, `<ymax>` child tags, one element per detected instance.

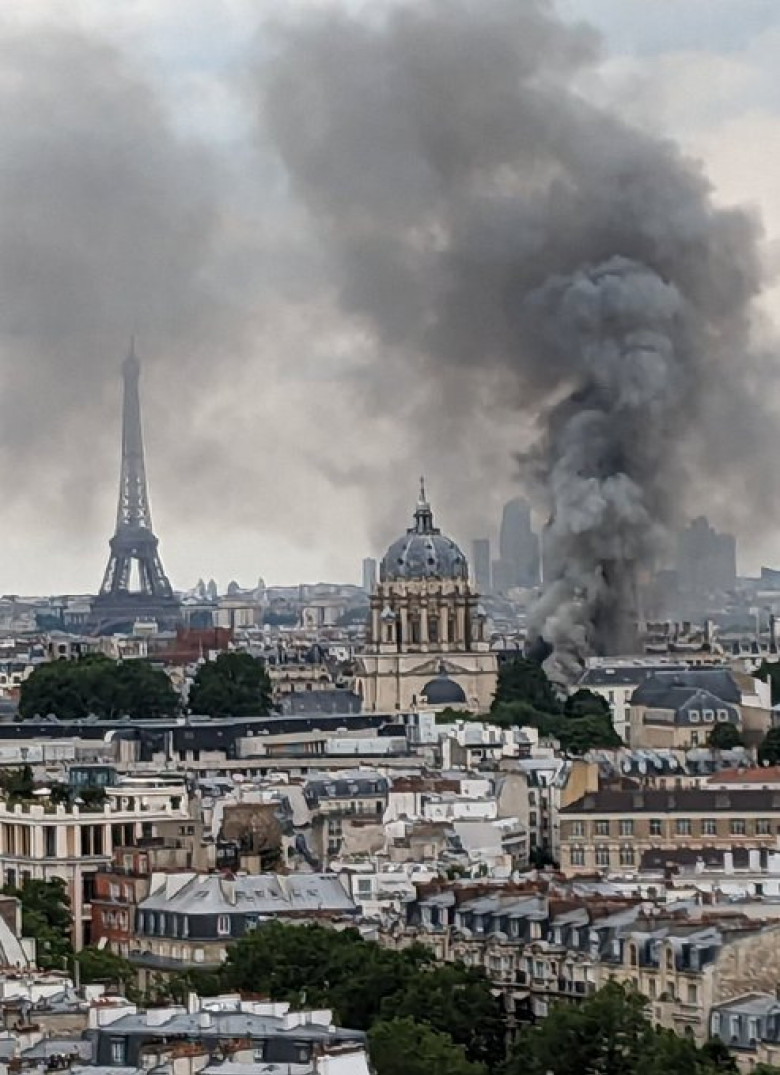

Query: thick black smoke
<box><xmin>255</xmin><ymin>0</ymin><xmax>773</xmax><ymax>678</ymax></box>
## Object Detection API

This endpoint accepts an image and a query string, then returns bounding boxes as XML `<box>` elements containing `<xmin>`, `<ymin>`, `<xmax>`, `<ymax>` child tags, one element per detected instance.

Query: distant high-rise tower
<box><xmin>362</xmin><ymin>556</ymin><xmax>378</xmax><ymax>593</ymax></box>
<box><xmin>471</xmin><ymin>538</ymin><xmax>491</xmax><ymax>593</ymax></box>
<box><xmin>676</xmin><ymin>517</ymin><xmax>737</xmax><ymax>595</ymax></box>
<box><xmin>90</xmin><ymin>342</ymin><xmax>180</xmax><ymax>634</ymax></box>
<box><xmin>494</xmin><ymin>497</ymin><xmax>540</xmax><ymax>592</ymax></box>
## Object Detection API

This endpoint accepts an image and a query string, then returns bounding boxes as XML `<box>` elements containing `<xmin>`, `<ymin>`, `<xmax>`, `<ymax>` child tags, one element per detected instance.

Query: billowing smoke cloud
<box><xmin>254</xmin><ymin>0</ymin><xmax>774</xmax><ymax>677</ymax></box>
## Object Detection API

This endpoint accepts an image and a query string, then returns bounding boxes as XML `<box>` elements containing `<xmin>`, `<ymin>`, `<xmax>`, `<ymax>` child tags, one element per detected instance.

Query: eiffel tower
<box><xmin>90</xmin><ymin>342</ymin><xmax>180</xmax><ymax>634</ymax></box>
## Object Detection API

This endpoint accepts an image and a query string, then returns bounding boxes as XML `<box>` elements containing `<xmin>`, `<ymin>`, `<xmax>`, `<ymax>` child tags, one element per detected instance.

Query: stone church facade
<box><xmin>354</xmin><ymin>482</ymin><xmax>497</xmax><ymax>713</ymax></box>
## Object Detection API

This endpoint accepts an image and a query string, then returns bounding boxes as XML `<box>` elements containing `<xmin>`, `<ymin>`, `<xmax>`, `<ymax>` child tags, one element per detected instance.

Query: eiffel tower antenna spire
<box><xmin>90</xmin><ymin>342</ymin><xmax>180</xmax><ymax>634</ymax></box>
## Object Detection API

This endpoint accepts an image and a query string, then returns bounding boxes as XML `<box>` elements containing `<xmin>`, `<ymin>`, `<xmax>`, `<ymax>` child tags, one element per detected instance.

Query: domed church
<box><xmin>355</xmin><ymin>481</ymin><xmax>498</xmax><ymax>713</ymax></box>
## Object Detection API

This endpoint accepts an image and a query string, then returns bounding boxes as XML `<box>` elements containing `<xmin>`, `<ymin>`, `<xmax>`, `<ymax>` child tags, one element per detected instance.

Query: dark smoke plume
<box><xmin>255</xmin><ymin>0</ymin><xmax>774</xmax><ymax>679</ymax></box>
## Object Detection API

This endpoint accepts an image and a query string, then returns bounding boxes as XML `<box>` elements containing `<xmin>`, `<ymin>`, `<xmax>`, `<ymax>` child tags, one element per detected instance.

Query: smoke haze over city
<box><xmin>0</xmin><ymin>0</ymin><xmax>779</xmax><ymax>640</ymax></box>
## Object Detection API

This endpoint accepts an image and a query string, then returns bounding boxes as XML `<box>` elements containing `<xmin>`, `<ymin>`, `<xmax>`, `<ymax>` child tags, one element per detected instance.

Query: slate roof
<box><xmin>562</xmin><ymin>788</ymin><xmax>780</xmax><ymax>813</ymax></box>
<box><xmin>304</xmin><ymin>773</ymin><xmax>389</xmax><ymax>804</ymax></box>
<box><xmin>631</xmin><ymin>669</ymin><xmax>741</xmax><ymax>706</ymax></box>
<box><xmin>139</xmin><ymin>873</ymin><xmax>356</xmax><ymax>916</ymax></box>
<box><xmin>579</xmin><ymin>665</ymin><xmax>685</xmax><ymax>688</ymax></box>
<box><xmin>99</xmin><ymin>1008</ymin><xmax>363</xmax><ymax>1046</ymax></box>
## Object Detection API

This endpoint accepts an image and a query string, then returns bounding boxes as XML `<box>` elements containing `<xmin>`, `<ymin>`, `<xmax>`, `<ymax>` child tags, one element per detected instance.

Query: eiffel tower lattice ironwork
<box><xmin>90</xmin><ymin>342</ymin><xmax>180</xmax><ymax>633</ymax></box>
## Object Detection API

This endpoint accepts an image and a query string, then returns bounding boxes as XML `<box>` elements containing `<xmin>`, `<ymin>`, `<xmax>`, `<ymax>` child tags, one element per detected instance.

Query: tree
<box><xmin>222</xmin><ymin>921</ymin><xmax>430</xmax><ymax>1031</ymax></box>
<box><xmin>492</xmin><ymin>658</ymin><xmax>561</xmax><ymax>714</ymax></box>
<box><xmin>0</xmin><ymin>765</ymin><xmax>35</xmax><ymax>800</ymax></box>
<box><xmin>506</xmin><ymin>981</ymin><xmax>651</xmax><ymax>1075</ymax></box>
<box><xmin>505</xmin><ymin>982</ymin><xmax>738</xmax><ymax>1075</ymax></box>
<box><xmin>3</xmin><ymin>878</ymin><xmax>73</xmax><ymax>970</ymax></box>
<box><xmin>490</xmin><ymin>700</ymin><xmax>620</xmax><ymax>753</ymax></box>
<box><xmin>755</xmin><ymin>660</ymin><xmax>780</xmax><ymax>706</ymax></box>
<box><xmin>379</xmin><ymin>962</ymin><xmax>505</xmax><ymax>1069</ymax></box>
<box><xmin>707</xmin><ymin>723</ymin><xmax>744</xmax><ymax>750</ymax></box>
<box><xmin>76</xmin><ymin>947</ymin><xmax>135</xmax><ymax>990</ymax></box>
<box><xmin>368</xmin><ymin>1018</ymin><xmax>486</xmax><ymax>1075</ymax></box>
<box><xmin>19</xmin><ymin>654</ymin><xmax>178</xmax><ymax>721</ymax></box>
<box><xmin>699</xmin><ymin>1038</ymin><xmax>739</xmax><ymax>1075</ymax></box>
<box><xmin>759</xmin><ymin>726</ymin><xmax>780</xmax><ymax>766</ymax></box>
<box><xmin>188</xmin><ymin>651</ymin><xmax>272</xmax><ymax>717</ymax></box>
<box><xmin>565</xmin><ymin>689</ymin><xmax>611</xmax><ymax>719</ymax></box>
<box><xmin>557</xmin><ymin>712</ymin><xmax>622</xmax><ymax>753</ymax></box>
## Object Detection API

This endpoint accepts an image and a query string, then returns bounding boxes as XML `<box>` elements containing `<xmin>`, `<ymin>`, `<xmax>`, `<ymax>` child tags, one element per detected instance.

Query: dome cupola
<box><xmin>380</xmin><ymin>478</ymin><xmax>468</xmax><ymax>582</ymax></box>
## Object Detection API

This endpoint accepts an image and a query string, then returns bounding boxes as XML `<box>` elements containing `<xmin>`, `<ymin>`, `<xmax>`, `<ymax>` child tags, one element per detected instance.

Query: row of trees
<box><xmin>489</xmin><ymin>657</ymin><xmax>622</xmax><ymax>753</ymax></box>
<box><xmin>4</xmin><ymin>886</ymin><xmax>778</xmax><ymax>1075</ymax></box>
<box><xmin>489</xmin><ymin>657</ymin><xmax>780</xmax><ymax>756</ymax></box>
<box><xmin>17</xmin><ymin>651</ymin><xmax>272</xmax><ymax>721</ymax></box>
<box><xmin>168</xmin><ymin>921</ymin><xmax>759</xmax><ymax>1075</ymax></box>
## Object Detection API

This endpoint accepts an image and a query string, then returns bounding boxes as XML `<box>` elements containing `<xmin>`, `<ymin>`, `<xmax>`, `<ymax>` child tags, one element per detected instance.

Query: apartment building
<box><xmin>0</xmin><ymin>776</ymin><xmax>189</xmax><ymax>948</ymax></box>
<box><xmin>131</xmin><ymin>872</ymin><xmax>356</xmax><ymax>989</ymax></box>
<box><xmin>559</xmin><ymin>788</ymin><xmax>780</xmax><ymax>876</ymax></box>
<box><xmin>389</xmin><ymin>881</ymin><xmax>780</xmax><ymax>1043</ymax></box>
<box><xmin>91</xmin><ymin>832</ymin><xmax>215</xmax><ymax>956</ymax></box>
<box><xmin>89</xmin><ymin>994</ymin><xmax>366</xmax><ymax>1071</ymax></box>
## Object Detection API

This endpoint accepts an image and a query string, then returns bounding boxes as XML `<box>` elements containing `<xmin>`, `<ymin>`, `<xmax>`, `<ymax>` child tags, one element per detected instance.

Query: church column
<box><xmin>440</xmin><ymin>600</ymin><xmax>449</xmax><ymax>644</ymax></box>
<box><xmin>420</xmin><ymin>603</ymin><xmax>429</xmax><ymax>647</ymax></box>
<box><xmin>399</xmin><ymin>602</ymin><xmax>408</xmax><ymax>649</ymax></box>
<box><xmin>371</xmin><ymin>602</ymin><xmax>380</xmax><ymax>645</ymax></box>
<box><xmin>456</xmin><ymin>602</ymin><xmax>466</xmax><ymax>650</ymax></box>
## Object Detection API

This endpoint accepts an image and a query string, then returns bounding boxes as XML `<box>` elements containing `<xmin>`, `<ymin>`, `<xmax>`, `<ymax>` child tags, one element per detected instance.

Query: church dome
<box><xmin>381</xmin><ymin>480</ymin><xmax>468</xmax><ymax>582</ymax></box>
<box><xmin>421</xmin><ymin>674</ymin><xmax>467</xmax><ymax>706</ymax></box>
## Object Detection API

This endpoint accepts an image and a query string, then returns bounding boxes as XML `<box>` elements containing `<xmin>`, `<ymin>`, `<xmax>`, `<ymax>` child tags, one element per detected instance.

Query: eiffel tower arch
<box><xmin>89</xmin><ymin>342</ymin><xmax>180</xmax><ymax>634</ymax></box>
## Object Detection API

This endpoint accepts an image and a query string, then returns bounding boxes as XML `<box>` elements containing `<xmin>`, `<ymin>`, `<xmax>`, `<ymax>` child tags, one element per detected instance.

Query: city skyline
<box><xmin>0</xmin><ymin>1</ymin><xmax>778</xmax><ymax>596</ymax></box>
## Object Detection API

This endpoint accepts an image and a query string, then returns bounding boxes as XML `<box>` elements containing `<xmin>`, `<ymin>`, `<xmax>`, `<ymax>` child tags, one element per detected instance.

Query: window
<box><xmin>688</xmin><ymin>984</ymin><xmax>698</xmax><ymax>1004</ymax></box>
<box><xmin>650</xmin><ymin>819</ymin><xmax>662</xmax><ymax>836</ymax></box>
<box><xmin>570</xmin><ymin>847</ymin><xmax>585</xmax><ymax>866</ymax></box>
<box><xmin>45</xmin><ymin>828</ymin><xmax>57</xmax><ymax>857</ymax></box>
<box><xmin>701</xmin><ymin>819</ymin><xmax>717</xmax><ymax>836</ymax></box>
<box><xmin>571</xmin><ymin>820</ymin><xmax>584</xmax><ymax>838</ymax></box>
<box><xmin>595</xmin><ymin>820</ymin><xmax>610</xmax><ymax>836</ymax></box>
<box><xmin>717</xmin><ymin>709</ymin><xmax>729</xmax><ymax>723</ymax></box>
<box><xmin>730</xmin><ymin>819</ymin><xmax>746</xmax><ymax>836</ymax></box>
<box><xmin>619</xmin><ymin>846</ymin><xmax>635</xmax><ymax>866</ymax></box>
<box><xmin>703</xmin><ymin>709</ymin><xmax>714</xmax><ymax>723</ymax></box>
<box><xmin>217</xmin><ymin>915</ymin><xmax>231</xmax><ymax>937</ymax></box>
<box><xmin>110</xmin><ymin>1040</ymin><xmax>126</xmax><ymax>1065</ymax></box>
<box><xmin>619</xmin><ymin>819</ymin><xmax>634</xmax><ymax>837</ymax></box>
<box><xmin>648</xmin><ymin>979</ymin><xmax>657</xmax><ymax>999</ymax></box>
<box><xmin>628</xmin><ymin>944</ymin><xmax>637</xmax><ymax>967</ymax></box>
<box><xmin>675</xmin><ymin>819</ymin><xmax>691</xmax><ymax>836</ymax></box>
<box><xmin>757</xmin><ymin>819</ymin><xmax>772</xmax><ymax>835</ymax></box>
<box><xmin>688</xmin><ymin>709</ymin><xmax>700</xmax><ymax>722</ymax></box>
<box><xmin>711</xmin><ymin>1013</ymin><xmax>721</xmax><ymax>1037</ymax></box>
<box><xmin>595</xmin><ymin>846</ymin><xmax>610</xmax><ymax>868</ymax></box>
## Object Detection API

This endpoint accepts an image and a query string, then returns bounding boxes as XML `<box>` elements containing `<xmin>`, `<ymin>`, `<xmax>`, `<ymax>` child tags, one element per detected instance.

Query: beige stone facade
<box><xmin>355</xmin><ymin>486</ymin><xmax>497</xmax><ymax>713</ymax></box>
<box><xmin>560</xmin><ymin>788</ymin><xmax>780</xmax><ymax>876</ymax></box>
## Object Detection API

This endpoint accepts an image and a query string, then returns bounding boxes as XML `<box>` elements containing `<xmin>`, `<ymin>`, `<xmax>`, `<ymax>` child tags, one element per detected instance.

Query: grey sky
<box><xmin>1</xmin><ymin>0</ymin><xmax>779</xmax><ymax>594</ymax></box>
